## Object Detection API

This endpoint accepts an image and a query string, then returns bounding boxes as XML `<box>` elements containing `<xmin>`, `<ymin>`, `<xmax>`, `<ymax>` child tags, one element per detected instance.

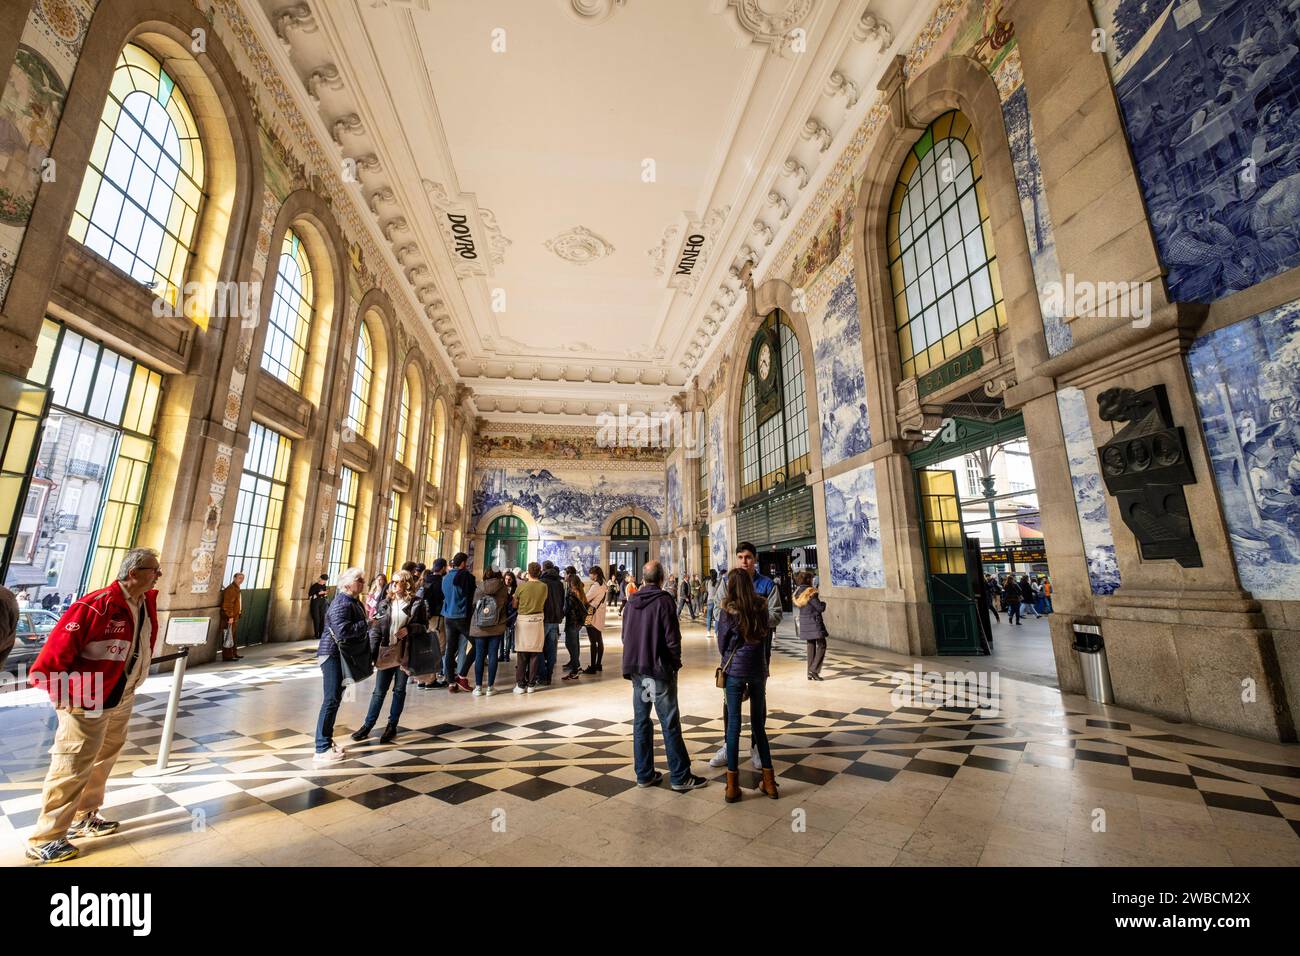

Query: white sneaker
<box><xmin>472</xmin><ymin>685</ymin><xmax>483</xmax><ymax>697</ymax></box>
<box><xmin>707</xmin><ymin>745</ymin><xmax>728</xmax><ymax>769</ymax></box>
<box><xmin>525</xmin><ymin>684</ymin><xmax>536</xmax><ymax>694</ymax></box>
<box><xmin>313</xmin><ymin>746</ymin><xmax>346</xmax><ymax>766</ymax></box>
<box><xmin>513</xmin><ymin>685</ymin><xmax>526</xmax><ymax>695</ymax></box>
<box><xmin>485</xmin><ymin>686</ymin><xmax>497</xmax><ymax>696</ymax></box>
<box><xmin>750</xmin><ymin>747</ymin><xmax>762</xmax><ymax>771</ymax></box>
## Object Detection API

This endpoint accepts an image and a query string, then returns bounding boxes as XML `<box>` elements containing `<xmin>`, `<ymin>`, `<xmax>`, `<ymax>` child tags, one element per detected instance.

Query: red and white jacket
<box><xmin>28</xmin><ymin>581</ymin><xmax>159</xmax><ymax>711</ymax></box>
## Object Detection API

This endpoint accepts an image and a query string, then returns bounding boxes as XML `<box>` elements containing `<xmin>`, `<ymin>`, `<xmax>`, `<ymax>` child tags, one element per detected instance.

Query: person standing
<box><xmin>500</xmin><ymin>569</ymin><xmax>518</xmax><ymax>662</ymax></box>
<box><xmin>469</xmin><ymin>569</ymin><xmax>509</xmax><ymax>695</ymax></box>
<box><xmin>538</xmin><ymin>560</ymin><xmax>565</xmax><ymax>685</ymax></box>
<box><xmin>25</xmin><ymin>549</ymin><xmax>163</xmax><ymax>864</ymax></box>
<box><xmin>708</xmin><ymin>541</ymin><xmax>781</xmax><ymax>770</ymax></box>
<box><xmin>353</xmin><ymin>570</ymin><xmax>427</xmax><ymax>743</ymax></box>
<box><xmin>1019</xmin><ymin>574</ymin><xmax>1040</xmax><ymax>618</ymax></box>
<box><xmin>583</xmin><ymin>565</ymin><xmax>609</xmax><ymax>674</ymax></box>
<box><xmin>676</xmin><ymin>573</ymin><xmax>696</xmax><ymax>621</ymax></box>
<box><xmin>717</xmin><ymin>568</ymin><xmax>778</xmax><ymax>803</ymax></box>
<box><xmin>1042</xmin><ymin>575</ymin><xmax>1053</xmax><ymax>614</ymax></box>
<box><xmin>417</xmin><ymin>558</ymin><xmax>447</xmax><ymax>688</ymax></box>
<box><xmin>308</xmin><ymin>573</ymin><xmax>330</xmax><ymax>641</ymax></box>
<box><xmin>512</xmin><ymin>563</ymin><xmax>548</xmax><ymax>693</ymax></box>
<box><xmin>220</xmin><ymin>572</ymin><xmax>244</xmax><ymax>661</ymax></box>
<box><xmin>561</xmin><ymin>568</ymin><xmax>587</xmax><ymax>680</ymax></box>
<box><xmin>1004</xmin><ymin>574</ymin><xmax>1022</xmax><ymax>625</ymax></box>
<box><xmin>365</xmin><ymin>573</ymin><xmax>388</xmax><ymax>620</ymax></box>
<box><xmin>703</xmin><ymin>569</ymin><xmax>719</xmax><ymax>635</ymax></box>
<box><xmin>793</xmin><ymin>572</ymin><xmax>828</xmax><ymax>681</ymax></box>
<box><xmin>985</xmin><ymin>574</ymin><xmax>1002</xmax><ymax>623</ymax></box>
<box><xmin>621</xmin><ymin>560</ymin><xmax>706</xmax><ymax>791</ymax></box>
<box><xmin>317</xmin><ymin>567</ymin><xmax>368</xmax><ymax>765</ymax></box>
<box><xmin>441</xmin><ymin>553</ymin><xmax>476</xmax><ymax>692</ymax></box>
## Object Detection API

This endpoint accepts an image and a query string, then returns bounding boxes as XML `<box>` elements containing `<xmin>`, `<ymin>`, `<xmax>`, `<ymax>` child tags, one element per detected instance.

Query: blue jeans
<box><xmin>443</xmin><ymin>617</ymin><xmax>470</xmax><ymax>679</ymax></box>
<box><xmin>630</xmin><ymin>673</ymin><xmax>692</xmax><ymax>786</ymax></box>
<box><xmin>473</xmin><ymin>636</ymin><xmax>503</xmax><ymax>687</ymax></box>
<box><xmin>705</xmin><ymin>601</ymin><xmax>717</xmax><ymax>632</ymax></box>
<box><xmin>315</xmin><ymin>655</ymin><xmax>344</xmax><ymax>753</ymax></box>
<box><xmin>363</xmin><ymin>665</ymin><xmax>408</xmax><ymax>728</ymax></box>
<box><xmin>677</xmin><ymin>596</ymin><xmax>695</xmax><ymax>619</ymax></box>
<box><xmin>725</xmin><ymin>674</ymin><xmax>771</xmax><ymax>772</ymax></box>
<box><xmin>541</xmin><ymin>623</ymin><xmax>559</xmax><ymax>680</ymax></box>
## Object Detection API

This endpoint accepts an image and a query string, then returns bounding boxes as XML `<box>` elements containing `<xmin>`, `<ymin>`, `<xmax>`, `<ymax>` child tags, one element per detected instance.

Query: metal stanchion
<box><xmin>133</xmin><ymin>648</ymin><xmax>192</xmax><ymax>778</ymax></box>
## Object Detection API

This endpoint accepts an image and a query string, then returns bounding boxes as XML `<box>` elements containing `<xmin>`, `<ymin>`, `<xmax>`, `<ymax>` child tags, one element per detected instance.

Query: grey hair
<box><xmin>642</xmin><ymin>560</ymin><xmax>664</xmax><ymax>586</ymax></box>
<box><xmin>336</xmin><ymin>566</ymin><xmax>365</xmax><ymax>589</ymax></box>
<box><xmin>116</xmin><ymin>548</ymin><xmax>159</xmax><ymax>582</ymax></box>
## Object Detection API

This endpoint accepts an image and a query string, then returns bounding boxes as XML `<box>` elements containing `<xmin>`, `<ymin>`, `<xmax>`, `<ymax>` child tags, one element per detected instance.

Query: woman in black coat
<box><xmin>353</xmin><ymin>570</ymin><xmax>429</xmax><ymax>744</ymax></box>
<box><xmin>316</xmin><ymin>567</ymin><xmax>369</xmax><ymax>764</ymax></box>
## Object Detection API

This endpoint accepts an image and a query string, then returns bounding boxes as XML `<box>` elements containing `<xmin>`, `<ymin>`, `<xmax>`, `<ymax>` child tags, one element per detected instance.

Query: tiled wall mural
<box><xmin>658</xmin><ymin>538</ymin><xmax>673</xmax><ymax>577</ymax></box>
<box><xmin>1189</xmin><ymin>297</ymin><xmax>1300</xmax><ymax>600</ymax></box>
<box><xmin>665</xmin><ymin>460</ymin><xmax>682</xmax><ymax>530</ymax></box>
<box><xmin>708</xmin><ymin>397</ymin><xmax>727</xmax><ymax>516</ymax></box>
<box><xmin>1056</xmin><ymin>386</ymin><xmax>1121</xmax><ymax>595</ymax></box>
<box><xmin>536</xmin><ymin>538</ymin><xmax>601</xmax><ymax>572</ymax></box>
<box><xmin>810</xmin><ymin>268</ymin><xmax>872</xmax><ymax>467</ymax></box>
<box><xmin>710</xmin><ymin>517</ymin><xmax>730</xmax><ymax>575</ymax></box>
<box><xmin>0</xmin><ymin>0</ymin><xmax>100</xmax><ymax>309</ymax></box>
<box><xmin>472</xmin><ymin>465</ymin><xmax>665</xmax><ymax>539</ymax></box>
<box><xmin>475</xmin><ymin>423</ymin><xmax>666</xmax><ymax>462</ymax></box>
<box><xmin>824</xmin><ymin>462</ymin><xmax>884</xmax><ymax>589</ymax></box>
<box><xmin>1091</xmin><ymin>0</ymin><xmax>1300</xmax><ymax>303</ymax></box>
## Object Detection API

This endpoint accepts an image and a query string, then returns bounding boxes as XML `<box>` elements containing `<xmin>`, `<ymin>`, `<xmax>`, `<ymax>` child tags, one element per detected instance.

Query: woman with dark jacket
<box><xmin>562</xmin><ymin>569</ymin><xmax>588</xmax><ymax>680</ymax></box>
<box><xmin>316</xmin><ymin>567</ymin><xmax>370</xmax><ymax>764</ymax></box>
<box><xmin>792</xmin><ymin>572</ymin><xmax>828</xmax><ymax>680</ymax></box>
<box><xmin>716</xmin><ymin>568</ymin><xmax>777</xmax><ymax>803</ymax></box>
<box><xmin>582</xmin><ymin>565</ymin><xmax>609</xmax><ymax>674</ymax></box>
<box><xmin>354</xmin><ymin>570</ymin><xmax>427</xmax><ymax>744</ymax></box>
<box><xmin>499</xmin><ymin>570</ymin><xmax>518</xmax><ymax>662</ymax></box>
<box><xmin>469</xmin><ymin>569</ymin><xmax>509</xmax><ymax>694</ymax></box>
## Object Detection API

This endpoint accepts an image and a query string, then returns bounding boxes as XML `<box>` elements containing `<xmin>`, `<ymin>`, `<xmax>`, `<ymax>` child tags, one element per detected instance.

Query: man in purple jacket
<box><xmin>621</xmin><ymin>560</ymin><xmax>707</xmax><ymax>792</ymax></box>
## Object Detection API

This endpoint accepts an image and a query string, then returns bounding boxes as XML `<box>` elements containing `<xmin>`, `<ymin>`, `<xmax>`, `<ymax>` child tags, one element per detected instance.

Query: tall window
<box><xmin>262</xmin><ymin>230</ymin><xmax>313</xmax><ymax>389</ymax></box>
<box><xmin>385</xmin><ymin>492</ymin><xmax>401</xmax><ymax>576</ymax></box>
<box><xmin>739</xmin><ymin>313</ymin><xmax>810</xmax><ymax>500</ymax></box>
<box><xmin>888</xmin><ymin>110</ymin><xmax>1004</xmax><ymax>380</ymax></box>
<box><xmin>346</xmin><ymin>323</ymin><xmax>372</xmax><ymax>438</ymax></box>
<box><xmin>427</xmin><ymin>399</ymin><xmax>446</xmax><ymax>486</ymax></box>
<box><xmin>455</xmin><ymin>433</ymin><xmax>469</xmax><ymax>508</ymax></box>
<box><xmin>9</xmin><ymin>320</ymin><xmax>163</xmax><ymax>594</ymax></box>
<box><xmin>396</xmin><ymin>376</ymin><xmax>411</xmax><ymax>465</ymax></box>
<box><xmin>225</xmin><ymin>423</ymin><xmax>290</xmax><ymax>589</ymax></box>
<box><xmin>328</xmin><ymin>466</ymin><xmax>358</xmax><ymax>582</ymax></box>
<box><xmin>69</xmin><ymin>44</ymin><xmax>205</xmax><ymax>309</ymax></box>
<box><xmin>422</xmin><ymin>509</ymin><xmax>438</xmax><ymax>564</ymax></box>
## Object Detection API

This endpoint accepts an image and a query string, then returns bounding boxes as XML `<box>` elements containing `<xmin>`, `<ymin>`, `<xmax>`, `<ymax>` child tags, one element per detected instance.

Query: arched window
<box><xmin>887</xmin><ymin>110</ymin><xmax>1004</xmax><ymax>381</ymax></box>
<box><xmin>739</xmin><ymin>312</ymin><xmax>810</xmax><ymax>500</ymax></box>
<box><xmin>262</xmin><ymin>229</ymin><xmax>313</xmax><ymax>389</ymax></box>
<box><xmin>611</xmin><ymin>516</ymin><xmax>649</xmax><ymax>539</ymax></box>
<box><xmin>346</xmin><ymin>322</ymin><xmax>372</xmax><ymax>438</ymax></box>
<box><xmin>427</xmin><ymin>399</ymin><xmax>446</xmax><ymax>486</ymax></box>
<box><xmin>485</xmin><ymin>515</ymin><xmax>528</xmax><ymax>571</ymax></box>
<box><xmin>455</xmin><ymin>433</ymin><xmax>469</xmax><ymax>508</ymax></box>
<box><xmin>69</xmin><ymin>43</ymin><xmax>205</xmax><ymax>308</ymax></box>
<box><xmin>396</xmin><ymin>375</ymin><xmax>411</xmax><ymax>464</ymax></box>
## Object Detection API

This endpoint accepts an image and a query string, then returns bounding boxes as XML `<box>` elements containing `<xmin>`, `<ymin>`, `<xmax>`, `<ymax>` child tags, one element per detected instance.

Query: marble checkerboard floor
<box><xmin>1</xmin><ymin>614</ymin><xmax>1298</xmax><ymax>867</ymax></box>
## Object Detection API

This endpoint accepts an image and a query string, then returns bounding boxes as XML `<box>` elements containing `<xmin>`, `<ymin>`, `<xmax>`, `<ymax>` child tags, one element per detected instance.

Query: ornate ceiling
<box><xmin>251</xmin><ymin>0</ymin><xmax>930</xmax><ymax>423</ymax></box>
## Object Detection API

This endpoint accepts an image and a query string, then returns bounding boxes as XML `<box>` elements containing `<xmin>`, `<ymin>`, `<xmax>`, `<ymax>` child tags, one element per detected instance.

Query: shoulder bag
<box><xmin>330</xmin><ymin>616</ymin><xmax>374</xmax><ymax>684</ymax></box>
<box><xmin>714</xmin><ymin>635</ymin><xmax>751</xmax><ymax>700</ymax></box>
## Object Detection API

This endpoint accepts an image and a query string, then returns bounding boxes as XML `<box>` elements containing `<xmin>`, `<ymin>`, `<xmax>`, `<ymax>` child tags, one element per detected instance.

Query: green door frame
<box><xmin>909</xmin><ymin>415</ymin><xmax>1026</xmax><ymax>655</ymax></box>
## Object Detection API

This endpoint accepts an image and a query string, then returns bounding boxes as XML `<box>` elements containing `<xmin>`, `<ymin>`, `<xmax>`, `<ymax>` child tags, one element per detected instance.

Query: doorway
<box><xmin>484</xmin><ymin>515</ymin><xmax>528</xmax><ymax>573</ymax></box>
<box><xmin>609</xmin><ymin>514</ymin><xmax>650</xmax><ymax>581</ymax></box>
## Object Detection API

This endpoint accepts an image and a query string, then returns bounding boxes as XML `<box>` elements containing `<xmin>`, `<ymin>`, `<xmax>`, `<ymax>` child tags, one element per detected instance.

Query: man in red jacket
<box><xmin>25</xmin><ymin>548</ymin><xmax>162</xmax><ymax>864</ymax></box>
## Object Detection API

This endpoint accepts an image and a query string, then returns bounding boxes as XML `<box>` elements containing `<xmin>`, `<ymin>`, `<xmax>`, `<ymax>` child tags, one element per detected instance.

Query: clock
<box><xmin>757</xmin><ymin>342</ymin><xmax>773</xmax><ymax>382</ymax></box>
<box><xmin>751</xmin><ymin>325</ymin><xmax>781</xmax><ymax>424</ymax></box>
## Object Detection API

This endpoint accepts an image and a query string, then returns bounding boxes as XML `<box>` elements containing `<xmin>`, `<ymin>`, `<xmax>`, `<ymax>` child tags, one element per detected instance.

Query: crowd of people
<box><xmin>14</xmin><ymin>536</ymin><xmax>834</xmax><ymax>864</ymax></box>
<box><xmin>984</xmin><ymin>572</ymin><xmax>1053</xmax><ymax>625</ymax></box>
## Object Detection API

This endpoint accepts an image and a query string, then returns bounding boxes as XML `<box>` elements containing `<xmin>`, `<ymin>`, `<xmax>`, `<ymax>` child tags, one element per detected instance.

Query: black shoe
<box><xmin>431</xmin><ymin>679</ymin><xmax>448</xmax><ymax>688</ymax></box>
<box><xmin>379</xmin><ymin>722</ymin><xmax>398</xmax><ymax>745</ymax></box>
<box><xmin>351</xmin><ymin>724</ymin><xmax>373</xmax><ymax>741</ymax></box>
<box><xmin>671</xmin><ymin>774</ymin><xmax>708</xmax><ymax>792</ymax></box>
<box><xmin>562</xmin><ymin>671</ymin><xmax>580</xmax><ymax>681</ymax></box>
<box><xmin>581</xmin><ymin>666</ymin><xmax>597</xmax><ymax>675</ymax></box>
<box><xmin>637</xmin><ymin>771</ymin><xmax>664</xmax><ymax>788</ymax></box>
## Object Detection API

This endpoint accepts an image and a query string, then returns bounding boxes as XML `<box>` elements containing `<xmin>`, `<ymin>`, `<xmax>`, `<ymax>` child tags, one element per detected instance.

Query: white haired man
<box><xmin>25</xmin><ymin>548</ymin><xmax>163</xmax><ymax>864</ymax></box>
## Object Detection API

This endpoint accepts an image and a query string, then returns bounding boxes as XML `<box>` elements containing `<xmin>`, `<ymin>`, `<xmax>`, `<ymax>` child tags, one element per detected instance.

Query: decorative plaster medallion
<box><xmin>562</xmin><ymin>0</ymin><xmax>627</xmax><ymax>25</ymax></box>
<box><xmin>714</xmin><ymin>0</ymin><xmax>815</xmax><ymax>51</ymax></box>
<box><xmin>545</xmin><ymin>226</ymin><xmax>616</xmax><ymax>265</ymax></box>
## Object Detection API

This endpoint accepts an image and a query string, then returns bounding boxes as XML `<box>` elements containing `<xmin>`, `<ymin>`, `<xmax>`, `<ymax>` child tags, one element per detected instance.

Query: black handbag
<box><xmin>330</xmin><ymin>624</ymin><xmax>374</xmax><ymax>684</ymax></box>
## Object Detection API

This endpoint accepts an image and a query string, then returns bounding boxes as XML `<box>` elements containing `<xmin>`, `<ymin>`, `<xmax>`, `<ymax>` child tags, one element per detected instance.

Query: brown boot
<box><xmin>724</xmin><ymin>770</ymin><xmax>742</xmax><ymax>803</ymax></box>
<box><xmin>759</xmin><ymin>767</ymin><xmax>779</xmax><ymax>799</ymax></box>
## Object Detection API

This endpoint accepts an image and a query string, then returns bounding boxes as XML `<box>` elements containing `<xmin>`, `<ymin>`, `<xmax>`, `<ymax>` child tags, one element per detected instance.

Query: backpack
<box><xmin>472</xmin><ymin>592</ymin><xmax>501</xmax><ymax>629</ymax></box>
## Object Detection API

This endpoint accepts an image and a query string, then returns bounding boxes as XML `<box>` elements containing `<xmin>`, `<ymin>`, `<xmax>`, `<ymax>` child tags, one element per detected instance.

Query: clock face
<box><xmin>757</xmin><ymin>342</ymin><xmax>772</xmax><ymax>380</ymax></box>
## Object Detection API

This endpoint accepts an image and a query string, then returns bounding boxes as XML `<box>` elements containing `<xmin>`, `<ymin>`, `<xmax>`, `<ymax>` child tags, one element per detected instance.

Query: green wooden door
<box><xmin>916</xmin><ymin>469</ymin><xmax>982</xmax><ymax>654</ymax></box>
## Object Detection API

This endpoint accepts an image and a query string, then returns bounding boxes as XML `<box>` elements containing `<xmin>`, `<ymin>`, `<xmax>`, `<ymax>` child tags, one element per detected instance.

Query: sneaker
<box><xmin>525</xmin><ymin>684</ymin><xmax>536</xmax><ymax>694</ymax></box>
<box><xmin>431</xmin><ymin>679</ymin><xmax>448</xmax><ymax>688</ymax></box>
<box><xmin>670</xmin><ymin>774</ymin><xmax>708</xmax><ymax>792</ymax></box>
<box><xmin>313</xmin><ymin>745</ymin><xmax>346</xmax><ymax>766</ymax></box>
<box><xmin>456</xmin><ymin>675</ymin><xmax>472</xmax><ymax>692</ymax></box>
<box><xmin>750</xmin><ymin>747</ymin><xmax>762</xmax><ymax>771</ymax></box>
<box><xmin>512</xmin><ymin>685</ymin><xmax>526</xmax><ymax>695</ymax></box>
<box><xmin>484</xmin><ymin>686</ymin><xmax>497</xmax><ymax>697</ymax></box>
<box><xmin>472</xmin><ymin>685</ymin><xmax>483</xmax><ymax>697</ymax></box>
<box><xmin>637</xmin><ymin>771</ymin><xmax>664</xmax><ymax>788</ymax></box>
<box><xmin>67</xmin><ymin>813</ymin><xmax>119</xmax><ymax>838</ymax></box>
<box><xmin>449</xmin><ymin>682</ymin><xmax>461</xmax><ymax>693</ymax></box>
<box><xmin>26</xmin><ymin>839</ymin><xmax>79</xmax><ymax>865</ymax></box>
<box><xmin>707</xmin><ymin>745</ymin><xmax>728</xmax><ymax>769</ymax></box>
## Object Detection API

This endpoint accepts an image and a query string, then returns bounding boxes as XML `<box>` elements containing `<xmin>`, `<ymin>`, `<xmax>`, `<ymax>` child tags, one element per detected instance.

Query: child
<box><xmin>792</xmin><ymin>572</ymin><xmax>828</xmax><ymax>681</ymax></box>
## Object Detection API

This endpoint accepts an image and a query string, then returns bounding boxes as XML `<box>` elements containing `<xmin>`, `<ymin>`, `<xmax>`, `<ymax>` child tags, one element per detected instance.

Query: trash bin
<box><xmin>1072</xmin><ymin>622</ymin><xmax>1113</xmax><ymax>704</ymax></box>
